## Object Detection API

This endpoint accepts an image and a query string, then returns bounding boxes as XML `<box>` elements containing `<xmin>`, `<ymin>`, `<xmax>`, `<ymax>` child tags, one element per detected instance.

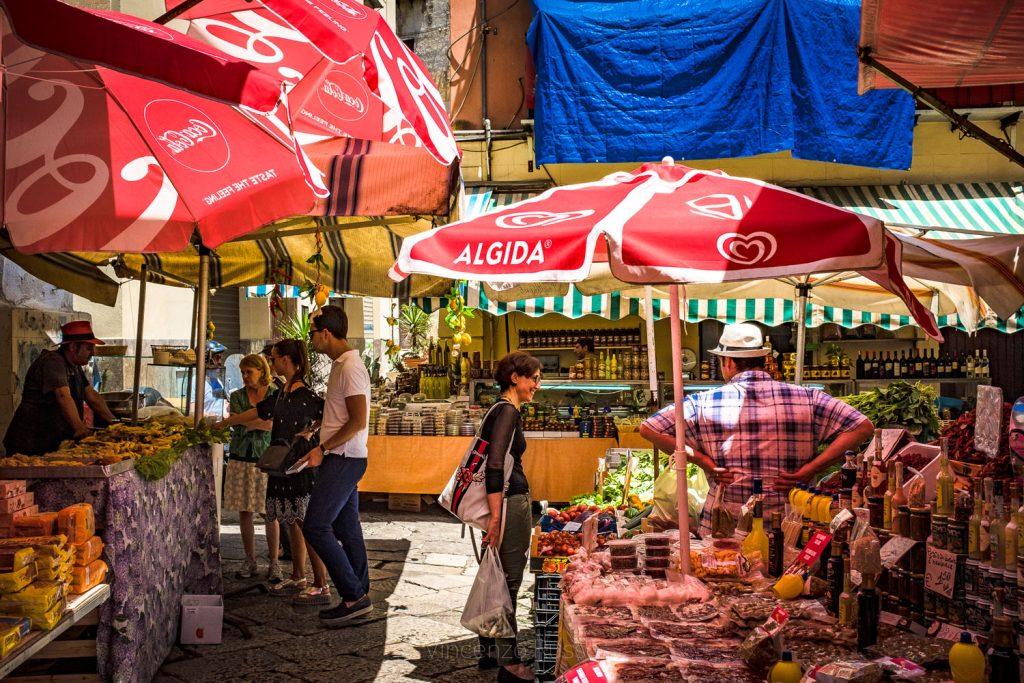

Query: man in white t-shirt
<box><xmin>297</xmin><ymin>305</ymin><xmax>372</xmax><ymax>626</ymax></box>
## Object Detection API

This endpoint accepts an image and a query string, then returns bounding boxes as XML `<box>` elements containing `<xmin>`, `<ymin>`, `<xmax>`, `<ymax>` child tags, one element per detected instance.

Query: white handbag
<box><xmin>439</xmin><ymin>401</ymin><xmax>515</xmax><ymax>530</ymax></box>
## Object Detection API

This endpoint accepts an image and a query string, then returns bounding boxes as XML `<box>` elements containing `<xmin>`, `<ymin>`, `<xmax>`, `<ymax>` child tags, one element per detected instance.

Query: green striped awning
<box><xmin>798</xmin><ymin>183</ymin><xmax>1024</xmax><ymax>239</ymax></box>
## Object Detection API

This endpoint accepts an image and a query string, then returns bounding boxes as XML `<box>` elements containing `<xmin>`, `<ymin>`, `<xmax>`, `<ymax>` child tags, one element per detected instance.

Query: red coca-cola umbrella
<box><xmin>1</xmin><ymin>0</ymin><xmax>283</xmax><ymax>112</ymax></box>
<box><xmin>2</xmin><ymin>23</ymin><xmax>325</xmax><ymax>254</ymax></box>
<box><xmin>166</xmin><ymin>0</ymin><xmax>460</xmax><ymax>165</ymax></box>
<box><xmin>392</xmin><ymin>160</ymin><xmax>941</xmax><ymax>575</ymax></box>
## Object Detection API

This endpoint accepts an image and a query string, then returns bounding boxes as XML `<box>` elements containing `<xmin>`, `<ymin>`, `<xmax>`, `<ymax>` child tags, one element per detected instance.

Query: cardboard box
<box><xmin>180</xmin><ymin>595</ymin><xmax>223</xmax><ymax>645</ymax></box>
<box><xmin>387</xmin><ymin>494</ymin><xmax>421</xmax><ymax>513</ymax></box>
<box><xmin>0</xmin><ymin>492</ymin><xmax>33</xmax><ymax>514</ymax></box>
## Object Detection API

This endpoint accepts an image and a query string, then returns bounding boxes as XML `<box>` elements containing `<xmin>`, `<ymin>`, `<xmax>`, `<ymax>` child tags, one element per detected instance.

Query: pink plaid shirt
<box><xmin>642</xmin><ymin>370</ymin><xmax>868</xmax><ymax>536</ymax></box>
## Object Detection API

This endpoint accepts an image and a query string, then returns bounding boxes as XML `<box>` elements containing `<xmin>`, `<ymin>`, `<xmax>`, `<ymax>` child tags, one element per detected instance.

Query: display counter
<box><xmin>27</xmin><ymin>445</ymin><xmax>221</xmax><ymax>683</ymax></box>
<box><xmin>361</xmin><ymin>435</ymin><xmax>650</xmax><ymax>502</ymax></box>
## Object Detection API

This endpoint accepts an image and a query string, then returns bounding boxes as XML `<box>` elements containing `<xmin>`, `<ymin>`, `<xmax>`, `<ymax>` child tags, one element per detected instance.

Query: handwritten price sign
<box><xmin>925</xmin><ymin>546</ymin><xmax>957</xmax><ymax>599</ymax></box>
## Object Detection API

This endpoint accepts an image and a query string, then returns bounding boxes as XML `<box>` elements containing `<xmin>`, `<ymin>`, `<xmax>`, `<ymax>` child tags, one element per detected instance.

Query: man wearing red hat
<box><xmin>3</xmin><ymin>321</ymin><xmax>118</xmax><ymax>457</ymax></box>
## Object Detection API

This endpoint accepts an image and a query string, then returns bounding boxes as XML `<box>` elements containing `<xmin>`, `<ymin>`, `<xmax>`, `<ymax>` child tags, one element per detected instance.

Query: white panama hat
<box><xmin>708</xmin><ymin>323</ymin><xmax>769</xmax><ymax>358</ymax></box>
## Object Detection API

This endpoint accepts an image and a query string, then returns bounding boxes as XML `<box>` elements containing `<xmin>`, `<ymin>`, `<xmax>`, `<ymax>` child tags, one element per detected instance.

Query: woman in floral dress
<box><xmin>219</xmin><ymin>339</ymin><xmax>331</xmax><ymax>605</ymax></box>
<box><xmin>224</xmin><ymin>354</ymin><xmax>275</xmax><ymax>579</ymax></box>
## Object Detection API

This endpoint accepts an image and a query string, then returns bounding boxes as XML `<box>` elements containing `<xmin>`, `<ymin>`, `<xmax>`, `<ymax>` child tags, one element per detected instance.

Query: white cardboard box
<box><xmin>180</xmin><ymin>594</ymin><xmax>224</xmax><ymax>645</ymax></box>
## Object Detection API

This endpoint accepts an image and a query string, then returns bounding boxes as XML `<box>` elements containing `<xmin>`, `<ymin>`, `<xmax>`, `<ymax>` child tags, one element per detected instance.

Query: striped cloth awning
<box><xmin>415</xmin><ymin>285</ymin><xmax>1024</xmax><ymax>332</ymax></box>
<box><xmin>798</xmin><ymin>182</ymin><xmax>1024</xmax><ymax>239</ymax></box>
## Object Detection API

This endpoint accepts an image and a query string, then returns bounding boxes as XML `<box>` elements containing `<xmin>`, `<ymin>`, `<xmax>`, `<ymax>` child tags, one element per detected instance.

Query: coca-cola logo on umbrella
<box><xmin>716</xmin><ymin>232</ymin><xmax>778</xmax><ymax>266</ymax></box>
<box><xmin>144</xmin><ymin>100</ymin><xmax>230</xmax><ymax>173</ymax></box>
<box><xmin>311</xmin><ymin>0</ymin><xmax>369</xmax><ymax>21</ymax></box>
<box><xmin>317</xmin><ymin>71</ymin><xmax>370</xmax><ymax>122</ymax></box>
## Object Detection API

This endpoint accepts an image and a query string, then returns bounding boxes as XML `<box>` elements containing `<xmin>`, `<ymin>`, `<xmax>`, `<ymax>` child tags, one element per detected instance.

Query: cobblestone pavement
<box><xmin>157</xmin><ymin>503</ymin><xmax>536</xmax><ymax>682</ymax></box>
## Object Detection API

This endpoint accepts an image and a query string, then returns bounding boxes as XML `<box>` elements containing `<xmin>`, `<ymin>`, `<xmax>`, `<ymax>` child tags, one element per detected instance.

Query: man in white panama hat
<box><xmin>640</xmin><ymin>323</ymin><xmax>874</xmax><ymax>536</ymax></box>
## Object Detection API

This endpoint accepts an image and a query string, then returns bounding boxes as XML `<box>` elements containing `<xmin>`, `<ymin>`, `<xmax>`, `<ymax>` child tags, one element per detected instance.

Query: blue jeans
<box><xmin>302</xmin><ymin>455</ymin><xmax>369</xmax><ymax>602</ymax></box>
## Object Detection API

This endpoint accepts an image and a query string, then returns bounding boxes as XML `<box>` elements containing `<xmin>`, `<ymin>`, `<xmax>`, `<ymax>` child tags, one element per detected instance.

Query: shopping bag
<box><xmin>649</xmin><ymin>462</ymin><xmax>709</xmax><ymax>532</ymax></box>
<box><xmin>439</xmin><ymin>402</ymin><xmax>514</xmax><ymax>530</ymax></box>
<box><xmin>461</xmin><ymin>547</ymin><xmax>516</xmax><ymax>639</ymax></box>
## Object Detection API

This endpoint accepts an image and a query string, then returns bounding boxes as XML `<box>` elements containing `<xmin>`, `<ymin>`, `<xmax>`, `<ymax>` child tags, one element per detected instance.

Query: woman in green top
<box><xmin>225</xmin><ymin>354</ymin><xmax>276</xmax><ymax>580</ymax></box>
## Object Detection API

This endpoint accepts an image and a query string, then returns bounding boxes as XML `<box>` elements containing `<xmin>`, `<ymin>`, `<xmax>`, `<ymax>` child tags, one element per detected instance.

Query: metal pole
<box><xmin>153</xmin><ymin>0</ymin><xmax>205</xmax><ymax>25</ymax></box>
<box><xmin>185</xmin><ymin>286</ymin><xmax>199</xmax><ymax>417</ymax></box>
<box><xmin>860</xmin><ymin>48</ymin><xmax>1024</xmax><ymax>169</ymax></box>
<box><xmin>193</xmin><ymin>250</ymin><xmax>210</xmax><ymax>426</ymax></box>
<box><xmin>130</xmin><ymin>265</ymin><xmax>148</xmax><ymax>422</ymax></box>
<box><xmin>794</xmin><ymin>283</ymin><xmax>810</xmax><ymax>385</ymax></box>
<box><xmin>643</xmin><ymin>286</ymin><xmax>661</xmax><ymax>479</ymax></box>
<box><xmin>668</xmin><ymin>284</ymin><xmax>691</xmax><ymax>575</ymax></box>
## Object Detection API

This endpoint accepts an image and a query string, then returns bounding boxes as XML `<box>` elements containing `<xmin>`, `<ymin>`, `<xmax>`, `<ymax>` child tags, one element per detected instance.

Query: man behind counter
<box><xmin>3</xmin><ymin>321</ymin><xmax>117</xmax><ymax>457</ymax></box>
<box><xmin>640</xmin><ymin>323</ymin><xmax>873</xmax><ymax>536</ymax></box>
<box><xmin>573</xmin><ymin>337</ymin><xmax>595</xmax><ymax>361</ymax></box>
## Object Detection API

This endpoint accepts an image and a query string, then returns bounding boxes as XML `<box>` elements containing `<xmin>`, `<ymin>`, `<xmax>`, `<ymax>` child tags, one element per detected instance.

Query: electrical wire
<box><xmin>447</xmin><ymin>0</ymin><xmax>523</xmax><ymax>77</ymax></box>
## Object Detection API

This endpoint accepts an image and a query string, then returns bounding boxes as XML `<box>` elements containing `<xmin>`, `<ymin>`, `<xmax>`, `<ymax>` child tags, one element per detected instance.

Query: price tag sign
<box><xmin>557</xmin><ymin>661</ymin><xmax>606</xmax><ymax>683</ymax></box>
<box><xmin>880</xmin><ymin>536</ymin><xmax>917</xmax><ymax>569</ymax></box>
<box><xmin>830</xmin><ymin>508</ymin><xmax>854</xmax><ymax>533</ymax></box>
<box><xmin>925</xmin><ymin>546</ymin><xmax>958</xmax><ymax>599</ymax></box>
<box><xmin>562</xmin><ymin>521</ymin><xmax>582</xmax><ymax>533</ymax></box>
<box><xmin>791</xmin><ymin>530</ymin><xmax>833</xmax><ymax>571</ymax></box>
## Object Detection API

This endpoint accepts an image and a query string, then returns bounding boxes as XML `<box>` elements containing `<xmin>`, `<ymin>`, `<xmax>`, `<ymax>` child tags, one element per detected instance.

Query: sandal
<box><xmin>269</xmin><ymin>578</ymin><xmax>308</xmax><ymax>597</ymax></box>
<box><xmin>293</xmin><ymin>585</ymin><xmax>332</xmax><ymax>606</ymax></box>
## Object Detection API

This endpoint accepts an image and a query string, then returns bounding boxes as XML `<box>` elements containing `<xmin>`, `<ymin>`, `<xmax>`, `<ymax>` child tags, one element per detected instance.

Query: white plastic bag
<box><xmin>461</xmin><ymin>547</ymin><xmax>516</xmax><ymax>639</ymax></box>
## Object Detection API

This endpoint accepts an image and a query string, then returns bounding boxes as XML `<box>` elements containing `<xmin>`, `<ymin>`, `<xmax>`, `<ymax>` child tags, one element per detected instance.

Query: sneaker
<box><xmin>234</xmin><ymin>559</ymin><xmax>258</xmax><ymax>580</ymax></box>
<box><xmin>293</xmin><ymin>586</ymin><xmax>332</xmax><ymax>606</ymax></box>
<box><xmin>269</xmin><ymin>578</ymin><xmax>308</xmax><ymax>597</ymax></box>
<box><xmin>319</xmin><ymin>596</ymin><xmax>373</xmax><ymax>626</ymax></box>
<box><xmin>267</xmin><ymin>562</ymin><xmax>283</xmax><ymax>584</ymax></box>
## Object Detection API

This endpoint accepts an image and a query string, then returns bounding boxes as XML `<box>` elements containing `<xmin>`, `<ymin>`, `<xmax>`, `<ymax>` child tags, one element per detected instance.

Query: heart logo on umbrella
<box><xmin>495</xmin><ymin>210</ymin><xmax>594</xmax><ymax>229</ymax></box>
<box><xmin>716</xmin><ymin>232</ymin><xmax>778</xmax><ymax>265</ymax></box>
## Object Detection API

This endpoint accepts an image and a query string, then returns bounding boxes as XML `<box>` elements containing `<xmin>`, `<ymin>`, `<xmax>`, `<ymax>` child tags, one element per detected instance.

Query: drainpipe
<box><xmin>480</xmin><ymin>0</ymin><xmax>493</xmax><ymax>181</ymax></box>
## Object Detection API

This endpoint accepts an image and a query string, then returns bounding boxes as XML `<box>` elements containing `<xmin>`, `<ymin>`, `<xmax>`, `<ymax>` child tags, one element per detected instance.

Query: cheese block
<box><xmin>0</xmin><ymin>548</ymin><xmax>36</xmax><ymax>573</ymax></box>
<box><xmin>56</xmin><ymin>505</ymin><xmax>94</xmax><ymax>545</ymax></box>
<box><xmin>70</xmin><ymin>559</ymin><xmax>107</xmax><ymax>594</ymax></box>
<box><xmin>34</xmin><ymin>547</ymin><xmax>72</xmax><ymax>572</ymax></box>
<box><xmin>24</xmin><ymin>598</ymin><xmax>65</xmax><ymax>631</ymax></box>
<box><xmin>13</xmin><ymin>512</ymin><xmax>57</xmax><ymax>538</ymax></box>
<box><xmin>0</xmin><ymin>536</ymin><xmax>68</xmax><ymax>554</ymax></box>
<box><xmin>0</xmin><ymin>564</ymin><xmax>36</xmax><ymax>593</ymax></box>
<box><xmin>0</xmin><ymin>580</ymin><xmax>64</xmax><ymax>613</ymax></box>
<box><xmin>71</xmin><ymin>536</ymin><xmax>103</xmax><ymax>568</ymax></box>
<box><xmin>0</xmin><ymin>506</ymin><xmax>39</xmax><ymax>529</ymax></box>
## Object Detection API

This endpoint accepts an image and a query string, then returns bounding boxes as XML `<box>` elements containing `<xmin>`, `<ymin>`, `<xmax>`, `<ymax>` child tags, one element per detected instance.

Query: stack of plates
<box><xmin>459</xmin><ymin>420</ymin><xmax>476</xmax><ymax>436</ymax></box>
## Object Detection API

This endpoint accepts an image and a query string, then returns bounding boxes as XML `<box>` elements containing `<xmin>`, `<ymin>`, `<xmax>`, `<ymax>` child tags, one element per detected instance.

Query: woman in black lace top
<box><xmin>478</xmin><ymin>351</ymin><xmax>541</xmax><ymax>682</ymax></box>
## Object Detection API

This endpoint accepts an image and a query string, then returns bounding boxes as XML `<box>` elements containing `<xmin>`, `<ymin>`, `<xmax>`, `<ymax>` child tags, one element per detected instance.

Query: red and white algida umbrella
<box><xmin>392</xmin><ymin>160</ymin><xmax>941</xmax><ymax>575</ymax></box>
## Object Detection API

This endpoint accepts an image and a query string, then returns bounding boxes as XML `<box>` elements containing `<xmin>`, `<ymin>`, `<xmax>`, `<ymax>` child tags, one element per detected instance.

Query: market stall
<box><xmin>0</xmin><ymin>419</ymin><xmax>224</xmax><ymax>681</ymax></box>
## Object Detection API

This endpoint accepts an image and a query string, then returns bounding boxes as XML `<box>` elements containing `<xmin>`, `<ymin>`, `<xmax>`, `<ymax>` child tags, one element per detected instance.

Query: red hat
<box><xmin>59</xmin><ymin>321</ymin><xmax>105</xmax><ymax>346</ymax></box>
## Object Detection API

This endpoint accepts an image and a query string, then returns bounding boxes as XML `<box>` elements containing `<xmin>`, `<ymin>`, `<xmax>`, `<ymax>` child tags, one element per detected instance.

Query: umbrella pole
<box><xmin>193</xmin><ymin>249</ymin><xmax>210</xmax><ymax>426</ymax></box>
<box><xmin>668</xmin><ymin>284</ymin><xmax>691</xmax><ymax>575</ymax></box>
<box><xmin>644</xmin><ymin>286</ymin><xmax>660</xmax><ymax>479</ymax></box>
<box><xmin>794</xmin><ymin>283</ymin><xmax>810</xmax><ymax>385</ymax></box>
<box><xmin>130</xmin><ymin>265</ymin><xmax>148</xmax><ymax>422</ymax></box>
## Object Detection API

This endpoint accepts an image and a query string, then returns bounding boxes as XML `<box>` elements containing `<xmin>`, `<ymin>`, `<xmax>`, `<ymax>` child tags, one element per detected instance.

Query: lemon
<box><xmin>773</xmin><ymin>573</ymin><xmax>804</xmax><ymax>600</ymax></box>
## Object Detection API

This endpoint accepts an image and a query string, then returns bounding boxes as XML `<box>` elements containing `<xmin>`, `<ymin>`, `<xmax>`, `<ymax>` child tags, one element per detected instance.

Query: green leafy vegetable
<box><xmin>839</xmin><ymin>380</ymin><xmax>939</xmax><ymax>442</ymax></box>
<box><xmin>569</xmin><ymin>450</ymin><xmax>697</xmax><ymax>506</ymax></box>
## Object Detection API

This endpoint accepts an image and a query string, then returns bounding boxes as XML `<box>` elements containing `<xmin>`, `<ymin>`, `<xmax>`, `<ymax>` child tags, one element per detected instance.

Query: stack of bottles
<box><xmin>855</xmin><ymin>348</ymin><xmax>991</xmax><ymax>380</ymax></box>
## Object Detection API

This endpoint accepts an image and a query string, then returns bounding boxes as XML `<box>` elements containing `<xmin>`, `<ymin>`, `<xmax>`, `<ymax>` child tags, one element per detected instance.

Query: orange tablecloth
<box><xmin>360</xmin><ymin>436</ymin><xmax>634</xmax><ymax>502</ymax></box>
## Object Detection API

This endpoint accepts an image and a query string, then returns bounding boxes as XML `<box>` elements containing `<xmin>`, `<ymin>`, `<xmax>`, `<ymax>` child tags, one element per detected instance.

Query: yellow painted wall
<box><xmin>460</xmin><ymin>120</ymin><xmax>1024</xmax><ymax>186</ymax></box>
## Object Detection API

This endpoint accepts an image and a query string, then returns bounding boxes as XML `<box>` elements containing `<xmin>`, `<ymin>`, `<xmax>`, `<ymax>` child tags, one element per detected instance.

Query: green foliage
<box><xmin>389</xmin><ymin>303</ymin><xmax>431</xmax><ymax>356</ymax></box>
<box><xmin>136</xmin><ymin>423</ymin><xmax>231</xmax><ymax>482</ymax></box>
<box><xmin>569</xmin><ymin>450</ymin><xmax>697</xmax><ymax>506</ymax></box>
<box><xmin>839</xmin><ymin>380</ymin><xmax>940</xmax><ymax>441</ymax></box>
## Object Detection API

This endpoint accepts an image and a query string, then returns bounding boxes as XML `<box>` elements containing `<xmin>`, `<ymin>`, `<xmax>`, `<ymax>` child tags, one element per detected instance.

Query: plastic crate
<box><xmin>534</xmin><ymin>608</ymin><xmax>560</xmax><ymax>627</ymax></box>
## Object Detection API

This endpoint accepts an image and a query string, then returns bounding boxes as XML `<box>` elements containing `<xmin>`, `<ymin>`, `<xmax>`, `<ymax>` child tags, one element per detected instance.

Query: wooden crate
<box><xmin>387</xmin><ymin>494</ymin><xmax>422</xmax><ymax>513</ymax></box>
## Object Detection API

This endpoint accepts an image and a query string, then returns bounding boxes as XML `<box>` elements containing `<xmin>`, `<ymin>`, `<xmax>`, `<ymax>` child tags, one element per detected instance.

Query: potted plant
<box><xmin>387</xmin><ymin>303</ymin><xmax>431</xmax><ymax>366</ymax></box>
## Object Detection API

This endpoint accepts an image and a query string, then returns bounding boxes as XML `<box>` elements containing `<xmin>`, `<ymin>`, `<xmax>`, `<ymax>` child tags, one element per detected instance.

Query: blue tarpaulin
<box><xmin>527</xmin><ymin>0</ymin><xmax>915</xmax><ymax>169</ymax></box>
